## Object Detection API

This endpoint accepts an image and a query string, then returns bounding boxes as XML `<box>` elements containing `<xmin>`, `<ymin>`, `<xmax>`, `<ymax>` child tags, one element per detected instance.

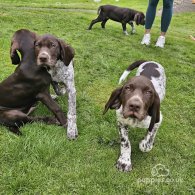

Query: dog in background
<box><xmin>88</xmin><ymin>5</ymin><xmax>145</xmax><ymax>35</ymax></box>
<box><xmin>104</xmin><ymin>60</ymin><xmax>166</xmax><ymax>172</ymax></box>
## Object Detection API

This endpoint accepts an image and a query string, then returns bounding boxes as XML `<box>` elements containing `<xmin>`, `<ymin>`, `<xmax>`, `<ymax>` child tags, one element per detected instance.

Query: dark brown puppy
<box><xmin>88</xmin><ymin>5</ymin><xmax>145</xmax><ymax>35</ymax></box>
<box><xmin>0</xmin><ymin>29</ymin><xmax>68</xmax><ymax>135</ymax></box>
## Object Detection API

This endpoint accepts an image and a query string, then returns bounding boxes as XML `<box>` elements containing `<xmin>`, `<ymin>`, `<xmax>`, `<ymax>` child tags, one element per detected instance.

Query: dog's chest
<box><xmin>116</xmin><ymin>106</ymin><xmax>151</xmax><ymax>129</ymax></box>
<box><xmin>48</xmin><ymin>60</ymin><xmax>73</xmax><ymax>83</ymax></box>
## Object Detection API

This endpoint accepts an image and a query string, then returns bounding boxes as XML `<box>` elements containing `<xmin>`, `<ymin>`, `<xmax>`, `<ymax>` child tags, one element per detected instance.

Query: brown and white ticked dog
<box><xmin>104</xmin><ymin>60</ymin><xmax>166</xmax><ymax>172</ymax></box>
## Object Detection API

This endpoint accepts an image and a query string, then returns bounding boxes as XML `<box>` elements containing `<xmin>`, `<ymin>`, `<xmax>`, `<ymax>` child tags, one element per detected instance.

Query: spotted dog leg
<box><xmin>139</xmin><ymin>113</ymin><xmax>163</xmax><ymax>152</ymax></box>
<box><xmin>116</xmin><ymin>122</ymin><xmax>132</xmax><ymax>172</ymax></box>
<box><xmin>65</xmin><ymin>63</ymin><xmax>78</xmax><ymax>139</ymax></box>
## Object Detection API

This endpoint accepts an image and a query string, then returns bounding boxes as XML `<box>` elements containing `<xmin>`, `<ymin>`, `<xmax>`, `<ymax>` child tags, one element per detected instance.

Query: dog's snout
<box><xmin>129</xmin><ymin>103</ymin><xmax>141</xmax><ymax>112</ymax></box>
<box><xmin>129</xmin><ymin>102</ymin><xmax>141</xmax><ymax>112</ymax></box>
<box><xmin>128</xmin><ymin>97</ymin><xmax>142</xmax><ymax>112</ymax></box>
<box><xmin>38</xmin><ymin>52</ymin><xmax>50</xmax><ymax>64</ymax></box>
<box><xmin>39</xmin><ymin>56</ymin><xmax>47</xmax><ymax>63</ymax></box>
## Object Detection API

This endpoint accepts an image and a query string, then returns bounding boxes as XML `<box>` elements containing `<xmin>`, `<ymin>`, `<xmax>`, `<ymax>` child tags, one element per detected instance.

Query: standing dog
<box><xmin>88</xmin><ymin>5</ymin><xmax>145</xmax><ymax>35</ymax></box>
<box><xmin>34</xmin><ymin>35</ymin><xmax>78</xmax><ymax>139</ymax></box>
<box><xmin>103</xmin><ymin>60</ymin><xmax>166</xmax><ymax>172</ymax></box>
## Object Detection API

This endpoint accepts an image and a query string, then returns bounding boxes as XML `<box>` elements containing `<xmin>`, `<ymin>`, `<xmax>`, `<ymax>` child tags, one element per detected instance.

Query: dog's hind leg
<box><xmin>139</xmin><ymin>112</ymin><xmax>163</xmax><ymax>152</ymax></box>
<box><xmin>0</xmin><ymin>110</ymin><xmax>30</xmax><ymax>135</ymax></box>
<box><xmin>88</xmin><ymin>16</ymin><xmax>103</xmax><ymax>30</ymax></box>
<box><xmin>8</xmin><ymin>126</ymin><xmax>22</xmax><ymax>135</ymax></box>
<box><xmin>101</xmin><ymin>19</ymin><xmax>109</xmax><ymax>29</ymax></box>
<box><xmin>122</xmin><ymin>23</ymin><xmax>128</xmax><ymax>35</ymax></box>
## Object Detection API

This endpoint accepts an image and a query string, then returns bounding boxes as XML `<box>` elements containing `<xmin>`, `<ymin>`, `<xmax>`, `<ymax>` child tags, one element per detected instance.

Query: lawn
<box><xmin>0</xmin><ymin>0</ymin><xmax>194</xmax><ymax>194</ymax></box>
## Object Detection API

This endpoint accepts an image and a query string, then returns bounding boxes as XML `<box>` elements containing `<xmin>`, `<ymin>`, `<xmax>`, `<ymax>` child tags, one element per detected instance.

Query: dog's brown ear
<box><xmin>10</xmin><ymin>40</ymin><xmax>21</xmax><ymax>65</ymax></box>
<box><xmin>148</xmin><ymin>92</ymin><xmax>160</xmax><ymax>131</ymax></box>
<box><xmin>58</xmin><ymin>39</ymin><xmax>75</xmax><ymax>66</ymax></box>
<box><xmin>134</xmin><ymin>13</ymin><xmax>141</xmax><ymax>25</ymax></box>
<box><xmin>10</xmin><ymin>29</ymin><xmax>37</xmax><ymax>65</ymax></box>
<box><xmin>103</xmin><ymin>87</ymin><xmax>123</xmax><ymax>114</ymax></box>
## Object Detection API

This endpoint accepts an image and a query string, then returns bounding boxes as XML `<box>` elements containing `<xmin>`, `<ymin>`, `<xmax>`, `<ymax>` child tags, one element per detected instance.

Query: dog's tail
<box><xmin>97</xmin><ymin>6</ymin><xmax>102</xmax><ymax>15</ymax></box>
<box><xmin>118</xmin><ymin>60</ymin><xmax>146</xmax><ymax>84</ymax></box>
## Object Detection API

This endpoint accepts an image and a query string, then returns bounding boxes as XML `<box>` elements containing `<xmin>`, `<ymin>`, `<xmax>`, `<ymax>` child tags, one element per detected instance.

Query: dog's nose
<box><xmin>128</xmin><ymin>98</ymin><xmax>142</xmax><ymax>112</ymax></box>
<box><xmin>38</xmin><ymin>53</ymin><xmax>49</xmax><ymax>63</ymax></box>
<box><xmin>39</xmin><ymin>56</ymin><xmax>48</xmax><ymax>63</ymax></box>
<box><xmin>129</xmin><ymin>103</ymin><xmax>141</xmax><ymax>112</ymax></box>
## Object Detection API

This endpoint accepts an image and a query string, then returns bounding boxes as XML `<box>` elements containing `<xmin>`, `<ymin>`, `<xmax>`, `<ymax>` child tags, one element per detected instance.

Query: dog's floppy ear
<box><xmin>103</xmin><ymin>87</ymin><xmax>123</xmax><ymax>114</ymax></box>
<box><xmin>58</xmin><ymin>39</ymin><xmax>75</xmax><ymax>66</ymax></box>
<box><xmin>148</xmin><ymin>92</ymin><xmax>160</xmax><ymax>131</ymax></box>
<box><xmin>134</xmin><ymin>13</ymin><xmax>141</xmax><ymax>25</ymax></box>
<box><xmin>10</xmin><ymin>40</ymin><xmax>21</xmax><ymax>65</ymax></box>
<box><xmin>10</xmin><ymin>29</ymin><xmax>37</xmax><ymax>65</ymax></box>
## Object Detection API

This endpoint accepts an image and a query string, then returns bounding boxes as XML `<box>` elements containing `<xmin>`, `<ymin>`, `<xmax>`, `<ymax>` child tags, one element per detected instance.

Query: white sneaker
<box><xmin>155</xmin><ymin>36</ymin><xmax>165</xmax><ymax>48</ymax></box>
<box><xmin>141</xmin><ymin>34</ymin><xmax>151</xmax><ymax>45</ymax></box>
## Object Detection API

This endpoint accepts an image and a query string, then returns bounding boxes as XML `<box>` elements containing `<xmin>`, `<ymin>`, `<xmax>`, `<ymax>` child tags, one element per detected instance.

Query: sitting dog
<box><xmin>88</xmin><ymin>5</ymin><xmax>145</xmax><ymax>35</ymax></box>
<box><xmin>34</xmin><ymin>35</ymin><xmax>78</xmax><ymax>139</ymax></box>
<box><xmin>0</xmin><ymin>29</ymin><xmax>67</xmax><ymax>135</ymax></box>
<box><xmin>103</xmin><ymin>60</ymin><xmax>166</xmax><ymax>172</ymax></box>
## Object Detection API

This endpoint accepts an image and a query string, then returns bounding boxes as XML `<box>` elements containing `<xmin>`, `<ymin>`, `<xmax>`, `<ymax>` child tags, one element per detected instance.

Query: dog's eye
<box><xmin>51</xmin><ymin>43</ymin><xmax>56</xmax><ymax>47</ymax></box>
<box><xmin>35</xmin><ymin>43</ymin><xmax>39</xmax><ymax>47</ymax></box>
<box><xmin>146</xmin><ymin>90</ymin><xmax>152</xmax><ymax>95</ymax></box>
<box><xmin>125</xmin><ymin>85</ymin><xmax>133</xmax><ymax>91</ymax></box>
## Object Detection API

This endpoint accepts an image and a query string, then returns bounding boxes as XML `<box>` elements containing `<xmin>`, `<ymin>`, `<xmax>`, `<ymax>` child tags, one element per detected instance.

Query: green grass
<box><xmin>0</xmin><ymin>0</ymin><xmax>149</xmax><ymax>10</ymax></box>
<box><xmin>0</xmin><ymin>1</ymin><xmax>194</xmax><ymax>194</ymax></box>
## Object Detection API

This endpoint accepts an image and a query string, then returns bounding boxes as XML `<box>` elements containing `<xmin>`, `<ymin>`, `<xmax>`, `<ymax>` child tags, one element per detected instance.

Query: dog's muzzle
<box><xmin>37</xmin><ymin>51</ymin><xmax>50</xmax><ymax>66</ymax></box>
<box><xmin>123</xmin><ymin>96</ymin><xmax>145</xmax><ymax>120</ymax></box>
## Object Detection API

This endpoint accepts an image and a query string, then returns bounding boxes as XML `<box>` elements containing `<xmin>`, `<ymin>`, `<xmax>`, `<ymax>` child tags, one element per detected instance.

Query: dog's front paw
<box><xmin>123</xmin><ymin>31</ymin><xmax>129</xmax><ymax>36</ymax></box>
<box><xmin>59</xmin><ymin>87</ymin><xmax>66</xmax><ymax>95</ymax></box>
<box><xmin>131</xmin><ymin>29</ymin><xmax>136</xmax><ymax>34</ymax></box>
<box><xmin>116</xmin><ymin>156</ymin><xmax>132</xmax><ymax>172</ymax></box>
<box><xmin>139</xmin><ymin>139</ymin><xmax>154</xmax><ymax>152</ymax></box>
<box><xmin>51</xmin><ymin>94</ymin><xmax>58</xmax><ymax>100</ymax></box>
<box><xmin>67</xmin><ymin>126</ymin><xmax>78</xmax><ymax>140</ymax></box>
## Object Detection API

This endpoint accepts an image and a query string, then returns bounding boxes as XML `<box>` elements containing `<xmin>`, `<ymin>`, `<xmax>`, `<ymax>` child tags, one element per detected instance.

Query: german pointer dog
<box><xmin>103</xmin><ymin>60</ymin><xmax>166</xmax><ymax>172</ymax></box>
<box><xmin>0</xmin><ymin>29</ymin><xmax>67</xmax><ymax>136</ymax></box>
<box><xmin>88</xmin><ymin>5</ymin><xmax>145</xmax><ymax>35</ymax></box>
<box><xmin>35</xmin><ymin>35</ymin><xmax>78</xmax><ymax>139</ymax></box>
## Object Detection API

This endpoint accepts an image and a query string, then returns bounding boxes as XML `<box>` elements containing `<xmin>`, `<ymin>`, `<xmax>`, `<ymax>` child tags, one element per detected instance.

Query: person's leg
<box><xmin>156</xmin><ymin>0</ymin><xmax>174</xmax><ymax>48</ymax></box>
<box><xmin>145</xmin><ymin>0</ymin><xmax>160</xmax><ymax>33</ymax></box>
<box><xmin>141</xmin><ymin>0</ymin><xmax>159</xmax><ymax>45</ymax></box>
<box><xmin>161</xmin><ymin>0</ymin><xmax>174</xmax><ymax>34</ymax></box>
